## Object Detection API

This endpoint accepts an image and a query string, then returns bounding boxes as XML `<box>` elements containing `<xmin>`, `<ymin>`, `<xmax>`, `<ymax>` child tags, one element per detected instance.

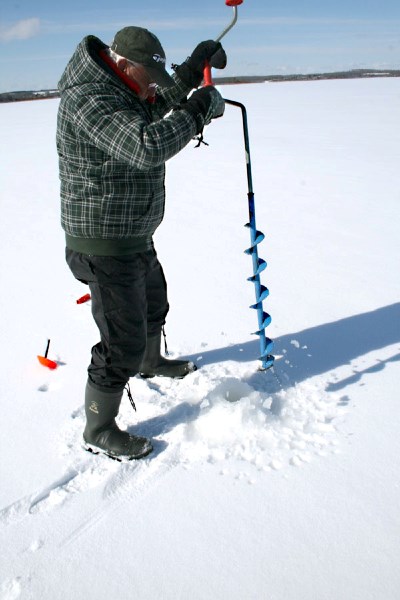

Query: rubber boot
<box><xmin>139</xmin><ymin>333</ymin><xmax>196</xmax><ymax>379</ymax></box>
<box><xmin>83</xmin><ymin>381</ymin><xmax>153</xmax><ymax>461</ymax></box>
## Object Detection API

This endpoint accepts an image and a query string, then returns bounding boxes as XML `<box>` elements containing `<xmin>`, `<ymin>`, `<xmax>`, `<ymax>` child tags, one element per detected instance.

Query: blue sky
<box><xmin>0</xmin><ymin>0</ymin><xmax>399</xmax><ymax>92</ymax></box>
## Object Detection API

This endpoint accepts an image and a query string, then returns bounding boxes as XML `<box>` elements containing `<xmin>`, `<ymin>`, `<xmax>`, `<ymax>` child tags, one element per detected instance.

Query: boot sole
<box><xmin>82</xmin><ymin>441</ymin><xmax>153</xmax><ymax>462</ymax></box>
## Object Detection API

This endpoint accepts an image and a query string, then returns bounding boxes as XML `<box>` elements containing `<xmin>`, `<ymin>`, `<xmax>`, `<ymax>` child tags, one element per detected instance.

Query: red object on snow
<box><xmin>38</xmin><ymin>355</ymin><xmax>58</xmax><ymax>369</ymax></box>
<box><xmin>37</xmin><ymin>339</ymin><xmax>58</xmax><ymax>369</ymax></box>
<box><xmin>76</xmin><ymin>293</ymin><xmax>91</xmax><ymax>304</ymax></box>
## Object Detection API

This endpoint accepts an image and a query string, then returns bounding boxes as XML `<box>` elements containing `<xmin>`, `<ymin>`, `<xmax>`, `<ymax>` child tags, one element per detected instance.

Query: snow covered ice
<box><xmin>0</xmin><ymin>78</ymin><xmax>399</xmax><ymax>600</ymax></box>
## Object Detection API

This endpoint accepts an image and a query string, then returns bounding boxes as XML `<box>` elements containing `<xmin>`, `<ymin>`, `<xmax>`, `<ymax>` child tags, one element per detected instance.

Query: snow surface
<box><xmin>0</xmin><ymin>79</ymin><xmax>399</xmax><ymax>600</ymax></box>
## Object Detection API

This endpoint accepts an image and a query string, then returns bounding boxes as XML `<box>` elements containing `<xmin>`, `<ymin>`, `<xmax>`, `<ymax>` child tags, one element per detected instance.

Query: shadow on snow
<box><xmin>125</xmin><ymin>303</ymin><xmax>399</xmax><ymax>460</ymax></box>
<box><xmin>186</xmin><ymin>302</ymin><xmax>400</xmax><ymax>391</ymax></box>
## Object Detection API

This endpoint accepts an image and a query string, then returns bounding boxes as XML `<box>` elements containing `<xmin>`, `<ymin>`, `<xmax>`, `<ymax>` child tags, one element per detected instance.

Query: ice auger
<box><xmin>204</xmin><ymin>0</ymin><xmax>275</xmax><ymax>370</ymax></box>
<box><xmin>227</xmin><ymin>99</ymin><xmax>274</xmax><ymax>369</ymax></box>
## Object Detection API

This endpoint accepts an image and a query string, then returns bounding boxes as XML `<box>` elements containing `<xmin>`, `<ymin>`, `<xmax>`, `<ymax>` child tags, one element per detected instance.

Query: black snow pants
<box><xmin>66</xmin><ymin>247</ymin><xmax>169</xmax><ymax>391</ymax></box>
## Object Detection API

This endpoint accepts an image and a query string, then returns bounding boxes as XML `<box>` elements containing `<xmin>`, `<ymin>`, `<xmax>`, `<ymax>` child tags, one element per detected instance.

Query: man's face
<box><xmin>120</xmin><ymin>59</ymin><xmax>156</xmax><ymax>100</ymax></box>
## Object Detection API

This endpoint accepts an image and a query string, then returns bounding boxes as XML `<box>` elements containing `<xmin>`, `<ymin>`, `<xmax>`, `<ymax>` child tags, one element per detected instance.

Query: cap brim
<box><xmin>146</xmin><ymin>65</ymin><xmax>174</xmax><ymax>88</ymax></box>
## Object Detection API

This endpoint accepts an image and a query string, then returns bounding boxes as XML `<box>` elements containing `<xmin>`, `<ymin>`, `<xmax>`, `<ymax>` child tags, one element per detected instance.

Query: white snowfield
<box><xmin>0</xmin><ymin>78</ymin><xmax>399</xmax><ymax>600</ymax></box>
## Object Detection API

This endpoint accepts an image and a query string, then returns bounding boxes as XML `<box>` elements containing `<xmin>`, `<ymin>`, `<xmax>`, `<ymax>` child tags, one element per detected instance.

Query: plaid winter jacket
<box><xmin>57</xmin><ymin>35</ymin><xmax>197</xmax><ymax>255</ymax></box>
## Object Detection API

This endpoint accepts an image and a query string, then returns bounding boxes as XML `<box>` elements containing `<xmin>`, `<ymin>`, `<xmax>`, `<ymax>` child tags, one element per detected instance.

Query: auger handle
<box><xmin>203</xmin><ymin>62</ymin><xmax>213</xmax><ymax>86</ymax></box>
<box><xmin>203</xmin><ymin>0</ymin><xmax>243</xmax><ymax>86</ymax></box>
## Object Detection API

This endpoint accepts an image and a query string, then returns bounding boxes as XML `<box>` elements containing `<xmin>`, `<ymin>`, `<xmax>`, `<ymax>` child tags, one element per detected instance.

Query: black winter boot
<box><xmin>139</xmin><ymin>333</ymin><xmax>196</xmax><ymax>379</ymax></box>
<box><xmin>83</xmin><ymin>381</ymin><xmax>153</xmax><ymax>461</ymax></box>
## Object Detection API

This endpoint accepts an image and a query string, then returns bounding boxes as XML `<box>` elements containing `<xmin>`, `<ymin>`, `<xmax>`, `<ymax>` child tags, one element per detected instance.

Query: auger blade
<box><xmin>250</xmin><ymin>301</ymin><xmax>261</xmax><ymax>310</ymax></box>
<box><xmin>261</xmin><ymin>312</ymin><xmax>272</xmax><ymax>330</ymax></box>
<box><xmin>255</xmin><ymin>311</ymin><xmax>272</xmax><ymax>331</ymax></box>
<box><xmin>259</xmin><ymin>337</ymin><xmax>274</xmax><ymax>355</ymax></box>
<box><xmin>244</xmin><ymin>224</ymin><xmax>265</xmax><ymax>246</ymax></box>
<box><xmin>254</xmin><ymin>258</ymin><xmax>267</xmax><ymax>275</ymax></box>
<box><xmin>260</xmin><ymin>354</ymin><xmax>275</xmax><ymax>370</ymax></box>
<box><xmin>244</xmin><ymin>254</ymin><xmax>267</xmax><ymax>273</ymax></box>
<box><xmin>250</xmin><ymin>287</ymin><xmax>270</xmax><ymax>307</ymax></box>
<box><xmin>257</xmin><ymin>284</ymin><xmax>269</xmax><ymax>302</ymax></box>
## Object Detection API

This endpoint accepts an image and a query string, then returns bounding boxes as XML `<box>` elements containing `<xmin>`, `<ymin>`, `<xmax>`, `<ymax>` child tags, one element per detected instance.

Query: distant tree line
<box><xmin>0</xmin><ymin>89</ymin><xmax>60</xmax><ymax>103</ymax></box>
<box><xmin>1</xmin><ymin>70</ymin><xmax>399</xmax><ymax>103</ymax></box>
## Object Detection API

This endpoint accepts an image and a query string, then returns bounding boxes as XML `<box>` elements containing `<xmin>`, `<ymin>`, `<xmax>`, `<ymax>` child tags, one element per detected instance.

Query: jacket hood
<box><xmin>58</xmin><ymin>35</ymin><xmax>123</xmax><ymax>93</ymax></box>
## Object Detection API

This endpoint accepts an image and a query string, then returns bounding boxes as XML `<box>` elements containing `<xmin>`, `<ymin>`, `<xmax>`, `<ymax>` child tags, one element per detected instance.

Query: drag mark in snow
<box><xmin>27</xmin><ymin>467</ymin><xmax>90</xmax><ymax>514</ymax></box>
<box><xmin>0</xmin><ymin>458</ymin><xmax>116</xmax><ymax>525</ymax></box>
<box><xmin>60</xmin><ymin>451</ymin><xmax>176</xmax><ymax>548</ymax></box>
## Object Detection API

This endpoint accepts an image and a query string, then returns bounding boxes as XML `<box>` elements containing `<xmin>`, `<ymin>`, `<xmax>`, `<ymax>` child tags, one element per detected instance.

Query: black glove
<box><xmin>174</xmin><ymin>40</ymin><xmax>227</xmax><ymax>88</ymax></box>
<box><xmin>179</xmin><ymin>86</ymin><xmax>225</xmax><ymax>134</ymax></box>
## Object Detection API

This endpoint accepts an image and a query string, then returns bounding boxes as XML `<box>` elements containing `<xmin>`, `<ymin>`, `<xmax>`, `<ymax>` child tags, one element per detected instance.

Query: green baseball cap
<box><xmin>110</xmin><ymin>26</ymin><xmax>174</xmax><ymax>88</ymax></box>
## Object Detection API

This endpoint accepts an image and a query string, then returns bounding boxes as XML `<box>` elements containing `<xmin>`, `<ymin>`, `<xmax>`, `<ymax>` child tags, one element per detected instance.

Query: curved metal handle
<box><xmin>203</xmin><ymin>1</ymin><xmax>243</xmax><ymax>85</ymax></box>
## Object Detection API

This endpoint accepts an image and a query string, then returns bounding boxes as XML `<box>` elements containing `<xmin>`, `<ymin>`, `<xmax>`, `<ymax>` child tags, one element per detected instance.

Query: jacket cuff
<box><xmin>178</xmin><ymin>104</ymin><xmax>205</xmax><ymax>134</ymax></box>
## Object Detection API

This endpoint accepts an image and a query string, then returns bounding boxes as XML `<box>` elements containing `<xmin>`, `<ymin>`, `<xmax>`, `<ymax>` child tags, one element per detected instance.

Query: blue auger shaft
<box><xmin>225</xmin><ymin>99</ymin><xmax>274</xmax><ymax>370</ymax></box>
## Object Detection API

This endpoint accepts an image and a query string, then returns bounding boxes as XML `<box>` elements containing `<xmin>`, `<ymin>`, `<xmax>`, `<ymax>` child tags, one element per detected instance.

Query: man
<box><xmin>56</xmin><ymin>26</ymin><xmax>227</xmax><ymax>461</ymax></box>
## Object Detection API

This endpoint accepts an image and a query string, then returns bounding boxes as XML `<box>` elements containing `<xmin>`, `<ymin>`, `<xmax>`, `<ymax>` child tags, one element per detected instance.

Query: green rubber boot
<box><xmin>139</xmin><ymin>333</ymin><xmax>196</xmax><ymax>379</ymax></box>
<box><xmin>83</xmin><ymin>381</ymin><xmax>152</xmax><ymax>461</ymax></box>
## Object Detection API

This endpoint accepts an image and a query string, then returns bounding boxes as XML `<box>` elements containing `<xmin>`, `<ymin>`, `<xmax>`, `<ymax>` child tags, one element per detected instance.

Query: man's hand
<box><xmin>175</xmin><ymin>40</ymin><xmax>227</xmax><ymax>88</ymax></box>
<box><xmin>179</xmin><ymin>86</ymin><xmax>225</xmax><ymax>133</ymax></box>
